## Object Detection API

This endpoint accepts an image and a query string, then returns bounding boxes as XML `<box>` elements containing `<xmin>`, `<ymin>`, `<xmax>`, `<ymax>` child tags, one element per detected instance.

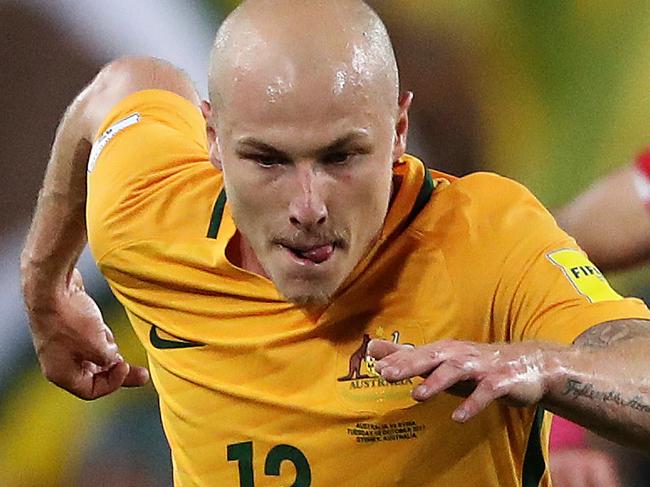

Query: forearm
<box><xmin>21</xmin><ymin>95</ymin><xmax>93</xmax><ymax>311</ymax></box>
<box><xmin>542</xmin><ymin>321</ymin><xmax>650</xmax><ymax>451</ymax></box>
<box><xmin>555</xmin><ymin>165</ymin><xmax>650</xmax><ymax>271</ymax></box>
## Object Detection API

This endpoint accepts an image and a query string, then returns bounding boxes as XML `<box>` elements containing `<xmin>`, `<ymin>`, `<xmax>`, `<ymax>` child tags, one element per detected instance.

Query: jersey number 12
<box><xmin>227</xmin><ymin>441</ymin><xmax>311</xmax><ymax>486</ymax></box>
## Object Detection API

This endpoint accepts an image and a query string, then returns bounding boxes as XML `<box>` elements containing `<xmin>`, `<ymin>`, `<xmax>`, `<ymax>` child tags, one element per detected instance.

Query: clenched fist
<box><xmin>25</xmin><ymin>268</ymin><xmax>149</xmax><ymax>400</ymax></box>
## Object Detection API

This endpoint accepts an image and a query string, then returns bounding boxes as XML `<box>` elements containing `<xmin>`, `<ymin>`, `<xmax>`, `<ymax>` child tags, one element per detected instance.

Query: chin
<box><xmin>286</xmin><ymin>293</ymin><xmax>332</xmax><ymax>307</ymax></box>
<box><xmin>265</xmin><ymin>253</ymin><xmax>353</xmax><ymax>306</ymax></box>
<box><xmin>275</xmin><ymin>278</ymin><xmax>340</xmax><ymax>307</ymax></box>
<box><xmin>281</xmin><ymin>285</ymin><xmax>334</xmax><ymax>307</ymax></box>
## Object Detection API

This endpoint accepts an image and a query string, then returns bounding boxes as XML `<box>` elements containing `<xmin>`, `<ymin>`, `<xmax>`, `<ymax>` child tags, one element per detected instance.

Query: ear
<box><xmin>201</xmin><ymin>100</ymin><xmax>222</xmax><ymax>170</ymax></box>
<box><xmin>392</xmin><ymin>91</ymin><xmax>413</xmax><ymax>163</ymax></box>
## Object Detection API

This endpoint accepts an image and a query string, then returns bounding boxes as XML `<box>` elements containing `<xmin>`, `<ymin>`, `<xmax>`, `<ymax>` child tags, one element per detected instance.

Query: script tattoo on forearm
<box><xmin>573</xmin><ymin>319</ymin><xmax>650</xmax><ymax>349</ymax></box>
<box><xmin>562</xmin><ymin>379</ymin><xmax>650</xmax><ymax>413</ymax></box>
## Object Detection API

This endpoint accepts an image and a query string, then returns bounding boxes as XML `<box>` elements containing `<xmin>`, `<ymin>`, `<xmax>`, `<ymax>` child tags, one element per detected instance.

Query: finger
<box><xmin>82</xmin><ymin>327</ymin><xmax>120</xmax><ymax>367</ymax></box>
<box><xmin>411</xmin><ymin>362</ymin><xmax>472</xmax><ymax>401</ymax></box>
<box><xmin>366</xmin><ymin>339</ymin><xmax>405</xmax><ymax>360</ymax></box>
<box><xmin>89</xmin><ymin>360</ymin><xmax>130</xmax><ymax>399</ymax></box>
<box><xmin>452</xmin><ymin>377</ymin><xmax>509</xmax><ymax>422</ymax></box>
<box><xmin>375</xmin><ymin>344</ymin><xmax>445</xmax><ymax>382</ymax></box>
<box><xmin>122</xmin><ymin>364</ymin><xmax>150</xmax><ymax>387</ymax></box>
<box><xmin>82</xmin><ymin>340</ymin><xmax>119</xmax><ymax>367</ymax></box>
<box><xmin>43</xmin><ymin>356</ymin><xmax>87</xmax><ymax>394</ymax></box>
<box><xmin>60</xmin><ymin>358</ymin><xmax>126</xmax><ymax>400</ymax></box>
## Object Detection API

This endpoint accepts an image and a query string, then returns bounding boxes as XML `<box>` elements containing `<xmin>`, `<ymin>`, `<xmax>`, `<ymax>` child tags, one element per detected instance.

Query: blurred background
<box><xmin>3</xmin><ymin>0</ymin><xmax>650</xmax><ymax>485</ymax></box>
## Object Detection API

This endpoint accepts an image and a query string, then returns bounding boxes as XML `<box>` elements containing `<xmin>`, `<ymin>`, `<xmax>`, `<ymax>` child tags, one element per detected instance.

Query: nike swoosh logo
<box><xmin>149</xmin><ymin>326</ymin><xmax>206</xmax><ymax>349</ymax></box>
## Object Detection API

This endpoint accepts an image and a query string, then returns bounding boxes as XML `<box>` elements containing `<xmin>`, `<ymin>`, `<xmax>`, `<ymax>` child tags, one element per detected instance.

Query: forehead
<box><xmin>218</xmin><ymin>65</ymin><xmax>393</xmax><ymax>144</ymax></box>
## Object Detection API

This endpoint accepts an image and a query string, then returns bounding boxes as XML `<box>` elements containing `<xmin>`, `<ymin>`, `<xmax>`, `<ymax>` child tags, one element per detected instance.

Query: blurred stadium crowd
<box><xmin>3</xmin><ymin>1</ymin><xmax>650</xmax><ymax>485</ymax></box>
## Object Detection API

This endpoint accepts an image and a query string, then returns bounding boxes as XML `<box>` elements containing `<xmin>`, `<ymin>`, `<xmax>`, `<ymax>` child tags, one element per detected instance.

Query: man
<box><xmin>20</xmin><ymin>1</ymin><xmax>650</xmax><ymax>486</ymax></box>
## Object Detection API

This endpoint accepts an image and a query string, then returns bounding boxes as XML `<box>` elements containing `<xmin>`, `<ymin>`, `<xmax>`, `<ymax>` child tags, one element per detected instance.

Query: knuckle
<box><xmin>390</xmin><ymin>357</ymin><xmax>409</xmax><ymax>372</ymax></box>
<box><xmin>450</xmin><ymin>359</ymin><xmax>471</xmax><ymax>373</ymax></box>
<box><xmin>424</xmin><ymin>348</ymin><xmax>439</xmax><ymax>361</ymax></box>
<box><xmin>483</xmin><ymin>378</ymin><xmax>505</xmax><ymax>395</ymax></box>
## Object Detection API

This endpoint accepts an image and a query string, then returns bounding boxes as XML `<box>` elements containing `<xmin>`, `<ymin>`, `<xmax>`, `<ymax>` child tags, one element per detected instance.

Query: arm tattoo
<box><xmin>563</xmin><ymin>379</ymin><xmax>650</xmax><ymax>413</ymax></box>
<box><xmin>573</xmin><ymin>319</ymin><xmax>650</xmax><ymax>349</ymax></box>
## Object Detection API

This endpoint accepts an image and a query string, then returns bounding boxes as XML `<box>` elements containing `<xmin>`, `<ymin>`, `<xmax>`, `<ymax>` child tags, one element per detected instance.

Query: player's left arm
<box><xmin>369</xmin><ymin>319</ymin><xmax>650</xmax><ymax>452</ymax></box>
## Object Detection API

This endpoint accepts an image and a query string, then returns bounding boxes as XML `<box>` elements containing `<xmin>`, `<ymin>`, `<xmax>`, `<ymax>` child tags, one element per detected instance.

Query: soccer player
<box><xmin>20</xmin><ymin>1</ymin><xmax>650</xmax><ymax>485</ymax></box>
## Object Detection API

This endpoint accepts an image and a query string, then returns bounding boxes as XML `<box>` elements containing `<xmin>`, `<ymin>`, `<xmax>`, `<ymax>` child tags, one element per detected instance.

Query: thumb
<box><xmin>122</xmin><ymin>364</ymin><xmax>150</xmax><ymax>387</ymax></box>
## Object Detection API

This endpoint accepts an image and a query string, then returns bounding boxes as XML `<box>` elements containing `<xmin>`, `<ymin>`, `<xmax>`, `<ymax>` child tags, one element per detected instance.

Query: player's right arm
<box><xmin>20</xmin><ymin>56</ymin><xmax>199</xmax><ymax>400</ymax></box>
<box><xmin>555</xmin><ymin>154</ymin><xmax>650</xmax><ymax>271</ymax></box>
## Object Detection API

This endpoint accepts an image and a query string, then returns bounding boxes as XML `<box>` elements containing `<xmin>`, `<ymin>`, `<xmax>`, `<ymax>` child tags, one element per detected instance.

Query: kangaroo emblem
<box><xmin>337</xmin><ymin>334</ymin><xmax>372</xmax><ymax>381</ymax></box>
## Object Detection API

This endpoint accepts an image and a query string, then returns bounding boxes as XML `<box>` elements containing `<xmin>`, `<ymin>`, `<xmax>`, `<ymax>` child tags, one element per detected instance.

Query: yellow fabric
<box><xmin>87</xmin><ymin>90</ymin><xmax>650</xmax><ymax>487</ymax></box>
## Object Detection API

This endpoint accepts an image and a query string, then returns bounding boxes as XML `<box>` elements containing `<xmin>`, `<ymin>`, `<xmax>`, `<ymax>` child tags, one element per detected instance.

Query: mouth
<box><xmin>278</xmin><ymin>241</ymin><xmax>338</xmax><ymax>265</ymax></box>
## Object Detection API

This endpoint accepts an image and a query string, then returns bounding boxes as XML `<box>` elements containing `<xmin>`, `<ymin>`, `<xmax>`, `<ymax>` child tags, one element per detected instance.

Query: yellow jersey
<box><xmin>87</xmin><ymin>90</ymin><xmax>650</xmax><ymax>487</ymax></box>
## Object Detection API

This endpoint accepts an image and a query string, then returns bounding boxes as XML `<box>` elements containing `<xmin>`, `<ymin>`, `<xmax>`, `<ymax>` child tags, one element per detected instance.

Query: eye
<box><xmin>323</xmin><ymin>152</ymin><xmax>353</xmax><ymax>165</ymax></box>
<box><xmin>248</xmin><ymin>154</ymin><xmax>288</xmax><ymax>167</ymax></box>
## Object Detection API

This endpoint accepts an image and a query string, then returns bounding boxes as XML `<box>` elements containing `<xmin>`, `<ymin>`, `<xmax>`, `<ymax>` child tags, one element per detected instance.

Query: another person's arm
<box><xmin>555</xmin><ymin>152</ymin><xmax>650</xmax><ymax>271</ymax></box>
<box><xmin>20</xmin><ymin>56</ymin><xmax>199</xmax><ymax>400</ymax></box>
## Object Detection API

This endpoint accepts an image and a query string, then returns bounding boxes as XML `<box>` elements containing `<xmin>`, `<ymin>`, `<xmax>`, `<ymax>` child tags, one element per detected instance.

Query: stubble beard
<box><xmin>283</xmin><ymin>286</ymin><xmax>334</xmax><ymax>307</ymax></box>
<box><xmin>271</xmin><ymin>227</ymin><xmax>384</xmax><ymax>307</ymax></box>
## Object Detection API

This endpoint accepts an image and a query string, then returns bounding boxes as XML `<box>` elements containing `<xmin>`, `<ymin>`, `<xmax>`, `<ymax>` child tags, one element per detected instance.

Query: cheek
<box><xmin>222</xmin><ymin>164</ymin><xmax>278</xmax><ymax>230</ymax></box>
<box><xmin>358</xmin><ymin>164</ymin><xmax>392</xmax><ymax>210</ymax></box>
<box><xmin>334</xmin><ymin>165</ymin><xmax>393</xmax><ymax>230</ymax></box>
<box><xmin>222</xmin><ymin>163</ymin><xmax>300</xmax><ymax>246</ymax></box>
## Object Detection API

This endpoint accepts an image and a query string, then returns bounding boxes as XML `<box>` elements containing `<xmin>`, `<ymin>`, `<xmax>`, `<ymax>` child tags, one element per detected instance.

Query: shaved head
<box><xmin>208</xmin><ymin>0</ymin><xmax>399</xmax><ymax>115</ymax></box>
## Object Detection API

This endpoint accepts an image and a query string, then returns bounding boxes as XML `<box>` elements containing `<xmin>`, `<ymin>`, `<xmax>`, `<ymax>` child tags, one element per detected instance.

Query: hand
<box><xmin>368</xmin><ymin>339</ymin><xmax>561</xmax><ymax>422</ymax></box>
<box><xmin>26</xmin><ymin>269</ymin><xmax>149</xmax><ymax>400</ymax></box>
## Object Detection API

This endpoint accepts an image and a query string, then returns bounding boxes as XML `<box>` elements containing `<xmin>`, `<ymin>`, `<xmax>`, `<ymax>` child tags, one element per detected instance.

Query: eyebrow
<box><xmin>235</xmin><ymin>130</ymin><xmax>371</xmax><ymax>155</ymax></box>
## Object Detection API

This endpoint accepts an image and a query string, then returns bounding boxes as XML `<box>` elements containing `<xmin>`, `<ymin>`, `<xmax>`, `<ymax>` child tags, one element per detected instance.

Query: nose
<box><xmin>288</xmin><ymin>165</ymin><xmax>328</xmax><ymax>231</ymax></box>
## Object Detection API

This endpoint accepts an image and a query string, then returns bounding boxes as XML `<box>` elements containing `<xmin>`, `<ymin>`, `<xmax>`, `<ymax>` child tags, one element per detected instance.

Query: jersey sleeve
<box><xmin>484</xmin><ymin>176</ymin><xmax>650</xmax><ymax>344</ymax></box>
<box><xmin>86</xmin><ymin>89</ymin><xmax>220</xmax><ymax>264</ymax></box>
